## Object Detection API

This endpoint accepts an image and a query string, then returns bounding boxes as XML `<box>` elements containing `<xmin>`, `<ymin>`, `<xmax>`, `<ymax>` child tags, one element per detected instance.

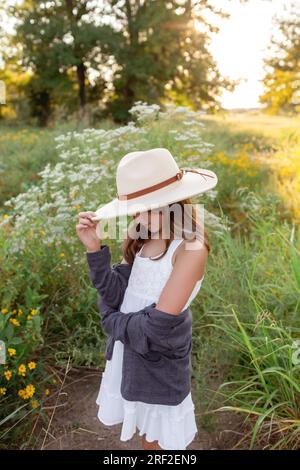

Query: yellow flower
<box><xmin>60</xmin><ymin>252</ymin><xmax>65</xmax><ymax>258</ymax></box>
<box><xmin>9</xmin><ymin>318</ymin><xmax>20</xmax><ymax>327</ymax></box>
<box><xmin>18</xmin><ymin>389</ymin><xmax>26</xmax><ymax>399</ymax></box>
<box><xmin>30</xmin><ymin>309</ymin><xmax>39</xmax><ymax>316</ymax></box>
<box><xmin>18</xmin><ymin>308</ymin><xmax>23</xmax><ymax>317</ymax></box>
<box><xmin>0</xmin><ymin>387</ymin><xmax>7</xmax><ymax>396</ymax></box>
<box><xmin>1</xmin><ymin>308</ymin><xmax>8</xmax><ymax>314</ymax></box>
<box><xmin>45</xmin><ymin>388</ymin><xmax>50</xmax><ymax>396</ymax></box>
<box><xmin>27</xmin><ymin>315</ymin><xmax>32</xmax><ymax>321</ymax></box>
<box><xmin>18</xmin><ymin>364</ymin><xmax>26</xmax><ymax>376</ymax></box>
<box><xmin>28</xmin><ymin>361</ymin><xmax>36</xmax><ymax>370</ymax></box>
<box><xmin>8</xmin><ymin>348</ymin><xmax>16</xmax><ymax>357</ymax></box>
<box><xmin>31</xmin><ymin>399</ymin><xmax>39</xmax><ymax>409</ymax></box>
<box><xmin>18</xmin><ymin>384</ymin><xmax>35</xmax><ymax>399</ymax></box>
<box><xmin>12</xmin><ymin>309</ymin><xmax>17</xmax><ymax>315</ymax></box>
<box><xmin>25</xmin><ymin>384</ymin><xmax>35</xmax><ymax>398</ymax></box>
<box><xmin>4</xmin><ymin>370</ymin><xmax>12</xmax><ymax>381</ymax></box>
<box><xmin>3</xmin><ymin>214</ymin><xmax>9</xmax><ymax>219</ymax></box>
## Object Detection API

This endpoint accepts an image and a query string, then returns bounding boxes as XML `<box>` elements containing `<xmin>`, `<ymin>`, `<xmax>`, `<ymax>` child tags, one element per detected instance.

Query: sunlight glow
<box><xmin>206</xmin><ymin>0</ymin><xmax>293</xmax><ymax>110</ymax></box>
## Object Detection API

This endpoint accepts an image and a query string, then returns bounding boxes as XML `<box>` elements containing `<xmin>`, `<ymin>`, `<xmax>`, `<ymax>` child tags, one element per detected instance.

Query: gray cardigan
<box><xmin>86</xmin><ymin>244</ymin><xmax>193</xmax><ymax>406</ymax></box>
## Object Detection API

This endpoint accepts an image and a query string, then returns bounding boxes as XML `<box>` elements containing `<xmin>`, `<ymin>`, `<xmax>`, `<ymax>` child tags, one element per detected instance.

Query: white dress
<box><xmin>96</xmin><ymin>238</ymin><xmax>204</xmax><ymax>450</ymax></box>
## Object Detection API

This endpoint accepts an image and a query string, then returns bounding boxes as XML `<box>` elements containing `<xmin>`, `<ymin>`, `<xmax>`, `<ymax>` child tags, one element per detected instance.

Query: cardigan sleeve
<box><xmin>86</xmin><ymin>244</ymin><xmax>132</xmax><ymax>309</ymax></box>
<box><xmin>97</xmin><ymin>296</ymin><xmax>189</xmax><ymax>355</ymax></box>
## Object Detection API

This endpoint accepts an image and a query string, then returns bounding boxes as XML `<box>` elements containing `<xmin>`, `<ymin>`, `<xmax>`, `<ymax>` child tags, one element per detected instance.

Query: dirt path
<box><xmin>33</xmin><ymin>367</ymin><xmax>244</xmax><ymax>450</ymax></box>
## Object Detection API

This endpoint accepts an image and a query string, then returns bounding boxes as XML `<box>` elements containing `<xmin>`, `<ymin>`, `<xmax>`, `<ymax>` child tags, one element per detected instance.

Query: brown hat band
<box><xmin>117</xmin><ymin>168</ymin><xmax>215</xmax><ymax>201</ymax></box>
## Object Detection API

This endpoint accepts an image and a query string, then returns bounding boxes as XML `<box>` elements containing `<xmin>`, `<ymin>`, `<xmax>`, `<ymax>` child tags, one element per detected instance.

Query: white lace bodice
<box><xmin>120</xmin><ymin>238</ymin><xmax>204</xmax><ymax>312</ymax></box>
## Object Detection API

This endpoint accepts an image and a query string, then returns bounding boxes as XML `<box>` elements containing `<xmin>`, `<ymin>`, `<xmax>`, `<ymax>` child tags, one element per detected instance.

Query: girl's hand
<box><xmin>76</xmin><ymin>211</ymin><xmax>101</xmax><ymax>252</ymax></box>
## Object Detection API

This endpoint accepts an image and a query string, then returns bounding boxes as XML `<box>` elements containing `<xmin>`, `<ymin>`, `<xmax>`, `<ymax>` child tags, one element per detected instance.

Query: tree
<box><xmin>2</xmin><ymin>0</ymin><xmax>248</xmax><ymax>125</ymax></box>
<box><xmin>11</xmin><ymin>0</ymin><xmax>117</xmax><ymax>124</ymax></box>
<box><xmin>104</xmin><ymin>0</ymin><xmax>237</xmax><ymax>122</ymax></box>
<box><xmin>260</xmin><ymin>2</ymin><xmax>300</xmax><ymax>115</ymax></box>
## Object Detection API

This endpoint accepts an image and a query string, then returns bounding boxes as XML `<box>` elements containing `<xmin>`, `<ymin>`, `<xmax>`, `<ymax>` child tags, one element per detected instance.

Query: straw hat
<box><xmin>90</xmin><ymin>148</ymin><xmax>218</xmax><ymax>221</ymax></box>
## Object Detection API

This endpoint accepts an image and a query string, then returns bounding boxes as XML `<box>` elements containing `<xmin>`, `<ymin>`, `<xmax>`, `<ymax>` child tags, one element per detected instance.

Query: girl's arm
<box><xmin>86</xmin><ymin>244</ymin><xmax>132</xmax><ymax>309</ymax></box>
<box><xmin>154</xmin><ymin>238</ymin><xmax>208</xmax><ymax>314</ymax></box>
<box><xmin>97</xmin><ymin>296</ymin><xmax>190</xmax><ymax>355</ymax></box>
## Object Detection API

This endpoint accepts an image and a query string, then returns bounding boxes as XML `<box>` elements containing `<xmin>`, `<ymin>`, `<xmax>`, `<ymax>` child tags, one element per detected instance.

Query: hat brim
<box><xmin>90</xmin><ymin>168</ymin><xmax>218</xmax><ymax>221</ymax></box>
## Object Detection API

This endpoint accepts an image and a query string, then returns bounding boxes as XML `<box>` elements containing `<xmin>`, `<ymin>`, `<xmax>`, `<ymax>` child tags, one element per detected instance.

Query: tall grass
<box><xmin>198</xmin><ymin>222</ymin><xmax>300</xmax><ymax>449</ymax></box>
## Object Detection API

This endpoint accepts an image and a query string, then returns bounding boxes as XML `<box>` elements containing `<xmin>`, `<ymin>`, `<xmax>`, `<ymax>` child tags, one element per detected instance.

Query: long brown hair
<box><xmin>121</xmin><ymin>197</ymin><xmax>211</xmax><ymax>264</ymax></box>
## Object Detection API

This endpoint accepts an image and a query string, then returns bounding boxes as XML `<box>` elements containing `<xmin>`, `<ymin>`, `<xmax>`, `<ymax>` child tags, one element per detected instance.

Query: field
<box><xmin>0</xmin><ymin>103</ymin><xmax>299</xmax><ymax>449</ymax></box>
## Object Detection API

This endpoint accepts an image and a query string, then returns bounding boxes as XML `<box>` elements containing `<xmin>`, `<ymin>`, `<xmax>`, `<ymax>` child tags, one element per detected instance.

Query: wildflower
<box><xmin>27</xmin><ymin>315</ymin><xmax>32</xmax><ymax>321</ymax></box>
<box><xmin>0</xmin><ymin>387</ymin><xmax>7</xmax><ymax>396</ymax></box>
<box><xmin>30</xmin><ymin>309</ymin><xmax>39</xmax><ymax>316</ymax></box>
<box><xmin>28</xmin><ymin>361</ymin><xmax>36</xmax><ymax>370</ymax></box>
<box><xmin>60</xmin><ymin>253</ymin><xmax>65</xmax><ymax>258</ymax></box>
<box><xmin>45</xmin><ymin>388</ymin><xmax>50</xmax><ymax>396</ymax></box>
<box><xmin>18</xmin><ymin>384</ymin><xmax>35</xmax><ymax>399</ymax></box>
<box><xmin>18</xmin><ymin>364</ymin><xmax>26</xmax><ymax>376</ymax></box>
<box><xmin>18</xmin><ymin>389</ymin><xmax>26</xmax><ymax>399</ymax></box>
<box><xmin>4</xmin><ymin>370</ymin><xmax>12</xmax><ymax>381</ymax></box>
<box><xmin>10</xmin><ymin>318</ymin><xmax>20</xmax><ymax>327</ymax></box>
<box><xmin>1</xmin><ymin>308</ymin><xmax>8</xmax><ymax>314</ymax></box>
<box><xmin>25</xmin><ymin>384</ymin><xmax>35</xmax><ymax>398</ymax></box>
<box><xmin>31</xmin><ymin>400</ymin><xmax>39</xmax><ymax>409</ymax></box>
<box><xmin>12</xmin><ymin>309</ymin><xmax>17</xmax><ymax>315</ymax></box>
<box><xmin>8</xmin><ymin>348</ymin><xmax>16</xmax><ymax>357</ymax></box>
<box><xmin>18</xmin><ymin>308</ymin><xmax>23</xmax><ymax>317</ymax></box>
<box><xmin>3</xmin><ymin>214</ymin><xmax>9</xmax><ymax>219</ymax></box>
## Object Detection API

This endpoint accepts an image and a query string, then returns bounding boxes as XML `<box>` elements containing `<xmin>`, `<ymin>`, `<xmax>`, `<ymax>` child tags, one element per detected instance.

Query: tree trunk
<box><xmin>37</xmin><ymin>90</ymin><xmax>51</xmax><ymax>127</ymax></box>
<box><xmin>76</xmin><ymin>61</ymin><xmax>86</xmax><ymax>120</ymax></box>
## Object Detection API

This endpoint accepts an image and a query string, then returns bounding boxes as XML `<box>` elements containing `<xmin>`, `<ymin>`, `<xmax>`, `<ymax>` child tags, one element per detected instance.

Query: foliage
<box><xmin>260</xmin><ymin>2</ymin><xmax>300</xmax><ymax>115</ymax></box>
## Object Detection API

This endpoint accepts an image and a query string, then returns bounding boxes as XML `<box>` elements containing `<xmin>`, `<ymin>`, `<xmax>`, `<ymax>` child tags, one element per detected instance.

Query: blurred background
<box><xmin>1</xmin><ymin>0</ymin><xmax>299</xmax><ymax>126</ymax></box>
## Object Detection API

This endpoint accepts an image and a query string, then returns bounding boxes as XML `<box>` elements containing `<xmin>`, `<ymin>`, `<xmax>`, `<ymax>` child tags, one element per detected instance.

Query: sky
<box><xmin>207</xmin><ymin>0</ymin><xmax>295</xmax><ymax>109</ymax></box>
<box><xmin>0</xmin><ymin>0</ymin><xmax>296</xmax><ymax>110</ymax></box>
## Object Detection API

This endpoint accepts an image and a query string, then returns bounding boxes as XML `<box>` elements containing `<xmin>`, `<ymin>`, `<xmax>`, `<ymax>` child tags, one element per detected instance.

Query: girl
<box><xmin>76</xmin><ymin>148</ymin><xmax>218</xmax><ymax>450</ymax></box>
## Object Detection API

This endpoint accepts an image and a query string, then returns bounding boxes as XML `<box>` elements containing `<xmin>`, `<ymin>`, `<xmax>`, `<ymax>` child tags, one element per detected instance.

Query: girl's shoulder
<box><xmin>172</xmin><ymin>237</ymin><xmax>208</xmax><ymax>271</ymax></box>
<box><xmin>176</xmin><ymin>237</ymin><xmax>207</xmax><ymax>254</ymax></box>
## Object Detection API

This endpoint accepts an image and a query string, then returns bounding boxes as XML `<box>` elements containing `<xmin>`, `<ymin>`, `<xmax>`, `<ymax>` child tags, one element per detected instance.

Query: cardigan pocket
<box><xmin>122</xmin><ymin>344</ymin><xmax>189</xmax><ymax>405</ymax></box>
<box><xmin>139</xmin><ymin>351</ymin><xmax>164</xmax><ymax>367</ymax></box>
